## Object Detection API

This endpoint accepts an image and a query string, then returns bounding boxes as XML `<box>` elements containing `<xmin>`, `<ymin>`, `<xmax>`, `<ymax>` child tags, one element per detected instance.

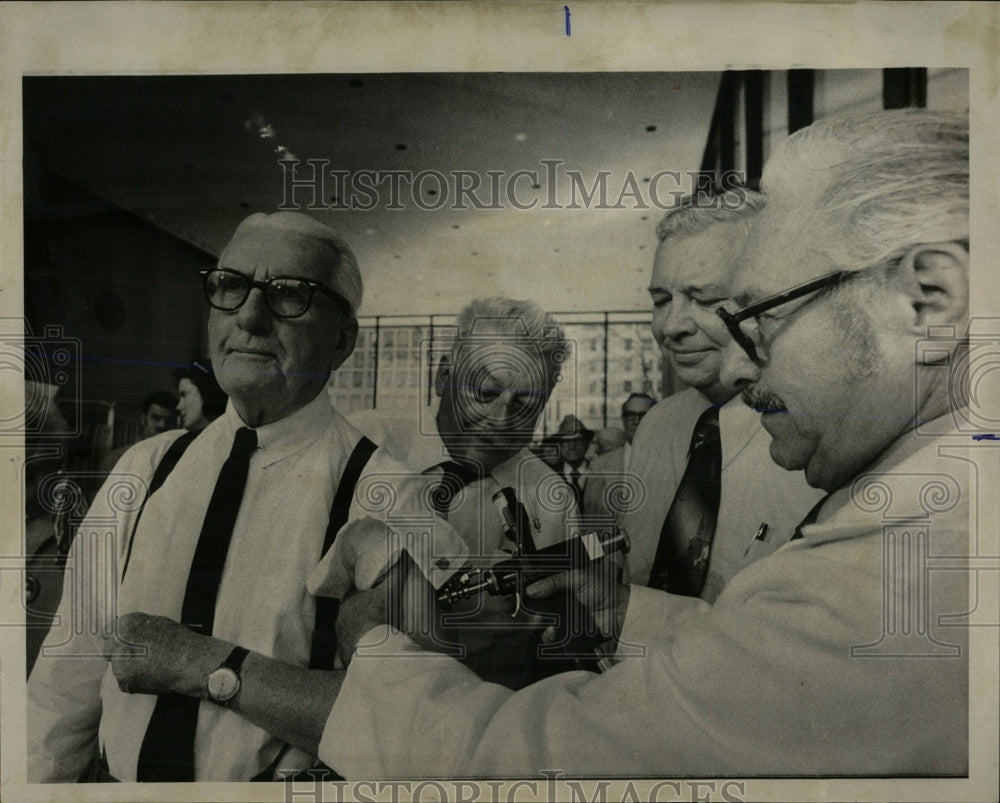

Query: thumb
<box><xmin>526</xmin><ymin>572</ymin><xmax>569</xmax><ymax>598</ymax></box>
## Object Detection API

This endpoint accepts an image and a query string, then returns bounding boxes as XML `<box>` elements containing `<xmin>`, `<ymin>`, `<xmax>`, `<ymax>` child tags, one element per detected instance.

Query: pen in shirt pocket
<box><xmin>743</xmin><ymin>522</ymin><xmax>769</xmax><ymax>557</ymax></box>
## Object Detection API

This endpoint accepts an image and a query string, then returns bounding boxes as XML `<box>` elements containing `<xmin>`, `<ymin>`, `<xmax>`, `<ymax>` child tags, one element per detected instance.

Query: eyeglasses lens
<box><xmin>267</xmin><ymin>279</ymin><xmax>311</xmax><ymax>317</ymax></box>
<box><xmin>206</xmin><ymin>270</ymin><xmax>249</xmax><ymax>310</ymax></box>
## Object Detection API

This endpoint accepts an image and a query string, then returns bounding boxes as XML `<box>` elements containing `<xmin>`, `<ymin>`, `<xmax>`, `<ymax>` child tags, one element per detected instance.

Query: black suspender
<box><xmin>309</xmin><ymin>435</ymin><xmax>379</xmax><ymax>670</ymax></box>
<box><xmin>255</xmin><ymin>434</ymin><xmax>378</xmax><ymax>783</ymax></box>
<box><xmin>117</xmin><ymin>430</ymin><xmax>378</xmax><ymax>780</ymax></box>
<box><xmin>120</xmin><ymin>431</ymin><xmax>379</xmax><ymax>663</ymax></box>
<box><xmin>120</xmin><ymin>430</ymin><xmax>200</xmax><ymax>583</ymax></box>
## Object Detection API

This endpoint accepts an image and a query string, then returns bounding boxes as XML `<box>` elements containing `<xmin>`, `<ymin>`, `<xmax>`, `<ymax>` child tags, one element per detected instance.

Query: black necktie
<box><xmin>430</xmin><ymin>460</ymin><xmax>480</xmax><ymax>518</ymax></box>
<box><xmin>136</xmin><ymin>426</ymin><xmax>257</xmax><ymax>782</ymax></box>
<box><xmin>568</xmin><ymin>468</ymin><xmax>583</xmax><ymax>508</ymax></box>
<box><xmin>648</xmin><ymin>406</ymin><xmax>722</xmax><ymax>596</ymax></box>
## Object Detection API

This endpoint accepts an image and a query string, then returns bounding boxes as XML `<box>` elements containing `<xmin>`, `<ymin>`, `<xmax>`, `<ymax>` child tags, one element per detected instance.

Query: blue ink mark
<box><xmin>972</xmin><ymin>433</ymin><xmax>999</xmax><ymax>441</ymax></box>
<box><xmin>565</xmin><ymin>5</ymin><xmax>571</xmax><ymax>36</ymax></box>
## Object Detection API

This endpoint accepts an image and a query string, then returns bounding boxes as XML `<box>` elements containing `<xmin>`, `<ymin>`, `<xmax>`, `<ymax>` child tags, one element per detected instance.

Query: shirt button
<box><xmin>435</xmin><ymin>557</ymin><xmax>450</xmax><ymax>570</ymax></box>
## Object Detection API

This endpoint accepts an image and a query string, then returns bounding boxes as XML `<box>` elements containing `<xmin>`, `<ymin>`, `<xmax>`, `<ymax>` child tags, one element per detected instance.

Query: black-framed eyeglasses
<box><xmin>716</xmin><ymin>270</ymin><xmax>857</xmax><ymax>363</ymax></box>
<box><xmin>199</xmin><ymin>267</ymin><xmax>351</xmax><ymax>319</ymax></box>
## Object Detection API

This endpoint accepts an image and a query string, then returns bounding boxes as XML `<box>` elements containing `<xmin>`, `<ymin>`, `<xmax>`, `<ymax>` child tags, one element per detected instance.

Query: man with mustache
<box><xmin>623</xmin><ymin>192</ymin><xmax>823</xmax><ymax>600</ymax></box>
<box><xmin>348</xmin><ymin>297</ymin><xmax>579</xmax><ymax>687</ymax></box>
<box><xmin>28</xmin><ymin>211</ymin><xmax>468</xmax><ymax>782</ymax></box>
<box><xmin>319</xmin><ymin>109</ymin><xmax>971</xmax><ymax>777</ymax></box>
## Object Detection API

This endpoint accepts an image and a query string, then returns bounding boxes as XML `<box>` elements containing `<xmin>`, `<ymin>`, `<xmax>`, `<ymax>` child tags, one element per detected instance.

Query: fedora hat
<box><xmin>554</xmin><ymin>414</ymin><xmax>594</xmax><ymax>442</ymax></box>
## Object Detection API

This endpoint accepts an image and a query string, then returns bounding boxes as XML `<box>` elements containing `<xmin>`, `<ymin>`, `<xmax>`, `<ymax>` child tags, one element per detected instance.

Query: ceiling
<box><xmin>23</xmin><ymin>72</ymin><xmax>720</xmax><ymax>317</ymax></box>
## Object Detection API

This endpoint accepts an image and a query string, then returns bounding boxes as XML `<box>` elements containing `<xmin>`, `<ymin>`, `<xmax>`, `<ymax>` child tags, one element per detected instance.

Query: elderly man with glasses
<box><xmin>28</xmin><ymin>211</ymin><xmax>468</xmax><ymax>782</ymax></box>
<box><xmin>316</xmin><ymin>110</ymin><xmax>971</xmax><ymax>779</ymax></box>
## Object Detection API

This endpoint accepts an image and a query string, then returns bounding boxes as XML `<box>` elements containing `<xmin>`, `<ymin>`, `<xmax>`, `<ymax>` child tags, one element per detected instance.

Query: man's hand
<box><xmin>526</xmin><ymin>556</ymin><xmax>630</xmax><ymax>642</ymax></box>
<box><xmin>337</xmin><ymin>552</ymin><xmax>504</xmax><ymax>665</ymax></box>
<box><xmin>336</xmin><ymin>585</ymin><xmax>388</xmax><ymax>667</ymax></box>
<box><xmin>102</xmin><ymin>612</ymin><xmax>231</xmax><ymax>699</ymax></box>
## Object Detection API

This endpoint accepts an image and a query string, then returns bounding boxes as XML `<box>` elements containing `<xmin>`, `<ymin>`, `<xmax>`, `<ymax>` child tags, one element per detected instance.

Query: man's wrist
<box><xmin>181</xmin><ymin>636</ymin><xmax>237</xmax><ymax>699</ymax></box>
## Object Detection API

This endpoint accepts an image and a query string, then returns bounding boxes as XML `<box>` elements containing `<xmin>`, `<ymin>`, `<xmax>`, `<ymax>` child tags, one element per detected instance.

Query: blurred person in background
<box><xmin>174</xmin><ymin>360</ymin><xmax>227</xmax><ymax>431</ymax></box>
<box><xmin>553</xmin><ymin>414</ymin><xmax>594</xmax><ymax>512</ymax></box>
<box><xmin>584</xmin><ymin>393</ymin><xmax>656</xmax><ymax>519</ymax></box>
<box><xmin>591</xmin><ymin>426</ymin><xmax>626</xmax><ymax>457</ymax></box>
<box><xmin>24</xmin><ymin>380</ymin><xmax>87</xmax><ymax>676</ymax></box>
<box><xmin>140</xmin><ymin>390</ymin><xmax>178</xmax><ymax>437</ymax></box>
<box><xmin>99</xmin><ymin>390</ymin><xmax>178</xmax><ymax>475</ymax></box>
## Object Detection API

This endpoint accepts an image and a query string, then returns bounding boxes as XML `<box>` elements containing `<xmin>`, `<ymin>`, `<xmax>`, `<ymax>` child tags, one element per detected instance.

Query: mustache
<box><xmin>741</xmin><ymin>385</ymin><xmax>788</xmax><ymax>413</ymax></box>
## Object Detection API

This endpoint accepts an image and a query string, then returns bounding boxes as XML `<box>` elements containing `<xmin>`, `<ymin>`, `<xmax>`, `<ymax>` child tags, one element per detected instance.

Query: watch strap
<box><xmin>221</xmin><ymin>645</ymin><xmax>250</xmax><ymax>673</ymax></box>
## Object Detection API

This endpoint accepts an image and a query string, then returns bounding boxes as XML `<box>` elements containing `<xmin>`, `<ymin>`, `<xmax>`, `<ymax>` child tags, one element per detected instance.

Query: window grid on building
<box><xmin>328</xmin><ymin>311</ymin><xmax>683</xmax><ymax>433</ymax></box>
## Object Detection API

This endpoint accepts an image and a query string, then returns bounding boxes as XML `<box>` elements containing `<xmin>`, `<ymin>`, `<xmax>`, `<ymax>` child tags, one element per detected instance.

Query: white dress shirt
<box><xmin>28</xmin><ymin>393</ymin><xmax>466</xmax><ymax>782</ymax></box>
<box><xmin>347</xmin><ymin>409</ymin><xmax>580</xmax><ymax>687</ymax></box>
<box><xmin>349</xmin><ymin>409</ymin><xmax>574</xmax><ymax>556</ymax></box>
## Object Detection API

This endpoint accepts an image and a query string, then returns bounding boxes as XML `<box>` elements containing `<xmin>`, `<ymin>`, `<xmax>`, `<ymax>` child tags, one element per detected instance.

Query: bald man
<box><xmin>28</xmin><ymin>212</ymin><xmax>467</xmax><ymax>782</ymax></box>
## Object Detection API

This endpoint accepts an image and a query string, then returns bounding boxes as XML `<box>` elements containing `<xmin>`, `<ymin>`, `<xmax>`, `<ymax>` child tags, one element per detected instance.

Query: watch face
<box><xmin>207</xmin><ymin>667</ymin><xmax>240</xmax><ymax>702</ymax></box>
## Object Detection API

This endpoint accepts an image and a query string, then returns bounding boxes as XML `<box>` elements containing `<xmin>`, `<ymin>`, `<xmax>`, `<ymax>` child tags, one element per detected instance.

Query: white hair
<box><xmin>453</xmin><ymin>297</ymin><xmax>569</xmax><ymax>387</ymax></box>
<box><xmin>760</xmin><ymin>109</ymin><xmax>969</xmax><ymax>267</ymax></box>
<box><xmin>655</xmin><ymin>189</ymin><xmax>766</xmax><ymax>242</ymax></box>
<box><xmin>223</xmin><ymin>211</ymin><xmax>363</xmax><ymax>315</ymax></box>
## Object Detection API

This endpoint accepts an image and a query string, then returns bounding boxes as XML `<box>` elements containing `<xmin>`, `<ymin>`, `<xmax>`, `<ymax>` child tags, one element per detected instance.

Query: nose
<box><xmin>235</xmin><ymin>286</ymin><xmax>273</xmax><ymax>334</ymax></box>
<box><xmin>658</xmin><ymin>298</ymin><xmax>696</xmax><ymax>340</ymax></box>
<box><xmin>485</xmin><ymin>390</ymin><xmax>520</xmax><ymax>429</ymax></box>
<box><xmin>718</xmin><ymin>338</ymin><xmax>761</xmax><ymax>390</ymax></box>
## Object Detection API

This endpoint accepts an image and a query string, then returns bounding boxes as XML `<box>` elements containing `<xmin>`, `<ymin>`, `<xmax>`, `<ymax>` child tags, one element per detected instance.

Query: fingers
<box><xmin>539</xmin><ymin>625</ymin><xmax>558</xmax><ymax>644</ymax></box>
<box><xmin>525</xmin><ymin>571</ymin><xmax>571</xmax><ymax>598</ymax></box>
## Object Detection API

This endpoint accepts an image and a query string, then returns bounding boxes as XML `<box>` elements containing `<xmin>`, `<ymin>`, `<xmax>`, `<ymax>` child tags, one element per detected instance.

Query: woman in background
<box><xmin>174</xmin><ymin>360</ymin><xmax>227</xmax><ymax>431</ymax></box>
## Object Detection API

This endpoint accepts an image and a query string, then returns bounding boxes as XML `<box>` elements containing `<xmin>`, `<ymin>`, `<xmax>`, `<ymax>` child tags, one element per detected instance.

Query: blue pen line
<box><xmin>565</xmin><ymin>5</ymin><xmax>571</xmax><ymax>36</ymax></box>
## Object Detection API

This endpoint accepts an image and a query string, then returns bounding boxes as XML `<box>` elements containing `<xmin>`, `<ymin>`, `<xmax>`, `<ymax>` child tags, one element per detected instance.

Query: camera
<box><xmin>437</xmin><ymin>525</ymin><xmax>630</xmax><ymax>607</ymax></box>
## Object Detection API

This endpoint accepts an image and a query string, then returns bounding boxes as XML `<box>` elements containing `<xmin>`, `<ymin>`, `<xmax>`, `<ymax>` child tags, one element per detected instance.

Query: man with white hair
<box><xmin>349</xmin><ymin>297</ymin><xmax>580</xmax><ymax>687</ymax></box>
<box><xmin>318</xmin><ymin>109</ymin><xmax>971</xmax><ymax>777</ymax></box>
<box><xmin>28</xmin><ymin>211</ymin><xmax>467</xmax><ymax>782</ymax></box>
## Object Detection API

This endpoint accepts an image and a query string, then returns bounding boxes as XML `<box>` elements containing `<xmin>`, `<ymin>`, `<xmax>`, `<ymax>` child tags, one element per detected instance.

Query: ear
<box><xmin>433</xmin><ymin>355</ymin><xmax>450</xmax><ymax>399</ymax></box>
<box><xmin>328</xmin><ymin>317</ymin><xmax>359</xmax><ymax>373</ymax></box>
<box><xmin>896</xmin><ymin>241</ymin><xmax>969</xmax><ymax>333</ymax></box>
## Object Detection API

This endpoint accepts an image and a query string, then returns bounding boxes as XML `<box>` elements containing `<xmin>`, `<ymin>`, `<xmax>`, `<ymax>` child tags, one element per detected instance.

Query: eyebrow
<box><xmin>682</xmin><ymin>284</ymin><xmax>728</xmax><ymax>297</ymax></box>
<box><xmin>647</xmin><ymin>283</ymin><xmax>729</xmax><ymax>296</ymax></box>
<box><xmin>470</xmin><ymin>369</ymin><xmax>545</xmax><ymax>398</ymax></box>
<box><xmin>733</xmin><ymin>284</ymin><xmax>764</xmax><ymax>307</ymax></box>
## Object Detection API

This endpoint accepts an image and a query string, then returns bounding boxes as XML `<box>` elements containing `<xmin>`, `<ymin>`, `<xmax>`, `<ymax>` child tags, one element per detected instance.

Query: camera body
<box><xmin>437</xmin><ymin>525</ymin><xmax>630</xmax><ymax>607</ymax></box>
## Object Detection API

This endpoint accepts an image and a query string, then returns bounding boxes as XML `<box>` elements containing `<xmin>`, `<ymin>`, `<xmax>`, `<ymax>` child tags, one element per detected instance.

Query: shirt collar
<box><xmin>221</xmin><ymin>391</ymin><xmax>334</xmax><ymax>468</ymax></box>
<box><xmin>410</xmin><ymin>414</ymin><xmax>532</xmax><ymax>482</ymax></box>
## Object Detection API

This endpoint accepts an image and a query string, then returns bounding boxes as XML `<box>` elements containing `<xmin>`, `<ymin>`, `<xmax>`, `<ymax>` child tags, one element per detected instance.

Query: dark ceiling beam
<box><xmin>699</xmin><ymin>70</ymin><xmax>743</xmax><ymax>189</ymax></box>
<box><xmin>883</xmin><ymin>68</ymin><xmax>927</xmax><ymax>109</ymax></box>
<box><xmin>787</xmin><ymin>69</ymin><xmax>815</xmax><ymax>134</ymax></box>
<box><xmin>743</xmin><ymin>70</ymin><xmax>765</xmax><ymax>189</ymax></box>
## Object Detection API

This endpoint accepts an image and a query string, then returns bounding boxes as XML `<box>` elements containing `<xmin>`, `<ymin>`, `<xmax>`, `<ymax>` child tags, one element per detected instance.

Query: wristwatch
<box><xmin>206</xmin><ymin>646</ymin><xmax>250</xmax><ymax>705</ymax></box>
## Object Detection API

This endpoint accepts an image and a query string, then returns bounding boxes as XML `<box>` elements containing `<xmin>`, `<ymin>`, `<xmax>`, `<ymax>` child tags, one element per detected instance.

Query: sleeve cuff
<box><xmin>307</xmin><ymin>517</ymin><xmax>470</xmax><ymax>597</ymax></box>
<box><xmin>617</xmin><ymin>584</ymin><xmax>711</xmax><ymax>657</ymax></box>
